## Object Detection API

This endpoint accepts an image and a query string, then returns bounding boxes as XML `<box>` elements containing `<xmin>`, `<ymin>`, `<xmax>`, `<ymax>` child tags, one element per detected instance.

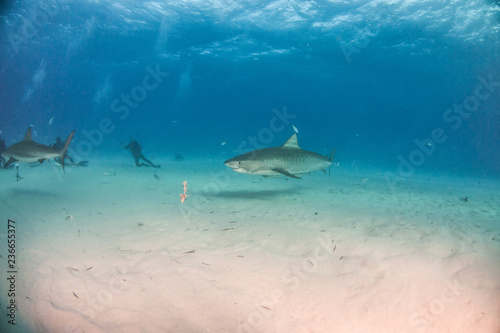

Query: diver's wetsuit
<box><xmin>123</xmin><ymin>138</ymin><xmax>160</xmax><ymax>168</ymax></box>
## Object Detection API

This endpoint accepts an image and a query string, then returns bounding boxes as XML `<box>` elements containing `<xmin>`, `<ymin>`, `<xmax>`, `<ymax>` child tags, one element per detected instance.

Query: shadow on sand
<box><xmin>9</xmin><ymin>188</ymin><xmax>62</xmax><ymax>199</ymax></box>
<box><xmin>211</xmin><ymin>188</ymin><xmax>302</xmax><ymax>200</ymax></box>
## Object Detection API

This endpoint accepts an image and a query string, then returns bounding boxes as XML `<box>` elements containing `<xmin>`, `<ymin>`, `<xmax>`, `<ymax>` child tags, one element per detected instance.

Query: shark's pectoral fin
<box><xmin>4</xmin><ymin>157</ymin><xmax>18</xmax><ymax>168</ymax></box>
<box><xmin>38</xmin><ymin>158</ymin><xmax>45</xmax><ymax>164</ymax></box>
<box><xmin>272</xmin><ymin>168</ymin><xmax>301</xmax><ymax>179</ymax></box>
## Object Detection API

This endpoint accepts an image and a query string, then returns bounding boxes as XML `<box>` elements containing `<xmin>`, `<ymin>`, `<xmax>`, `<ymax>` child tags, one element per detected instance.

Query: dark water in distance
<box><xmin>1</xmin><ymin>0</ymin><xmax>499</xmax><ymax>176</ymax></box>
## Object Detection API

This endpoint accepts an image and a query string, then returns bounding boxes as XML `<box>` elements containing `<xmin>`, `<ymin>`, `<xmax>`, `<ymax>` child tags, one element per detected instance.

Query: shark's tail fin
<box><xmin>57</xmin><ymin>130</ymin><xmax>75</xmax><ymax>173</ymax></box>
<box><xmin>328</xmin><ymin>147</ymin><xmax>336</xmax><ymax>176</ymax></box>
<box><xmin>328</xmin><ymin>147</ymin><xmax>336</xmax><ymax>162</ymax></box>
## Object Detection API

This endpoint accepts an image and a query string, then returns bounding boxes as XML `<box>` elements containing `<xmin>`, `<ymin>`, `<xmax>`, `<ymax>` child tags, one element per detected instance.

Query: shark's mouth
<box><xmin>227</xmin><ymin>165</ymin><xmax>249</xmax><ymax>174</ymax></box>
<box><xmin>224</xmin><ymin>161</ymin><xmax>245</xmax><ymax>173</ymax></box>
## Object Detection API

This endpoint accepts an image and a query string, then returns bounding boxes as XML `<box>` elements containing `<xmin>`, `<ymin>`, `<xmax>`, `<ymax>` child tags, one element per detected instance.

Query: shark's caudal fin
<box><xmin>324</xmin><ymin>147</ymin><xmax>336</xmax><ymax>176</ymax></box>
<box><xmin>329</xmin><ymin>147</ymin><xmax>336</xmax><ymax>162</ymax></box>
<box><xmin>57</xmin><ymin>130</ymin><xmax>75</xmax><ymax>173</ymax></box>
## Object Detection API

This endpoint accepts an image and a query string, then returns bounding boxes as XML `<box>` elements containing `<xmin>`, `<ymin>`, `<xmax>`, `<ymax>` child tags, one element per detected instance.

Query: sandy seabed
<box><xmin>0</xmin><ymin>156</ymin><xmax>499</xmax><ymax>333</ymax></box>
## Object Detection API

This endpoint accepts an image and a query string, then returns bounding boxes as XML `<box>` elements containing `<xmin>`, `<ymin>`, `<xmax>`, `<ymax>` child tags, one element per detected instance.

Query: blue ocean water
<box><xmin>0</xmin><ymin>0</ymin><xmax>499</xmax><ymax>176</ymax></box>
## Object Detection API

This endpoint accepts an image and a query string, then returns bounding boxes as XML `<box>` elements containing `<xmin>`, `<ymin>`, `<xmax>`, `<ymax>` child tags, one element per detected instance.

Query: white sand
<box><xmin>0</xmin><ymin>158</ymin><xmax>499</xmax><ymax>333</ymax></box>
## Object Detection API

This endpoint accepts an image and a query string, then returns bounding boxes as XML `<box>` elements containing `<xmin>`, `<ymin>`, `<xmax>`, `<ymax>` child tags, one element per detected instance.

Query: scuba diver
<box><xmin>121</xmin><ymin>137</ymin><xmax>160</xmax><ymax>168</ymax></box>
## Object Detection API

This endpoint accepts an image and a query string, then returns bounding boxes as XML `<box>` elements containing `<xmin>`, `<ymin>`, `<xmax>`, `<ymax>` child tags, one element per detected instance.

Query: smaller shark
<box><xmin>2</xmin><ymin>127</ymin><xmax>75</xmax><ymax>173</ymax></box>
<box><xmin>224</xmin><ymin>133</ymin><xmax>335</xmax><ymax>179</ymax></box>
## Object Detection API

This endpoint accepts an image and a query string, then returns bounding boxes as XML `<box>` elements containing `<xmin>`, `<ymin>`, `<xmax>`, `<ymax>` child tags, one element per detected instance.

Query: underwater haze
<box><xmin>1</xmin><ymin>1</ymin><xmax>500</xmax><ymax>333</ymax></box>
<box><xmin>0</xmin><ymin>0</ymin><xmax>499</xmax><ymax>175</ymax></box>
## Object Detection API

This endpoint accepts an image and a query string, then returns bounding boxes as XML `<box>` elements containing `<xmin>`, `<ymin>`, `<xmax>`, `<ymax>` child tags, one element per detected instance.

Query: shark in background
<box><xmin>1</xmin><ymin>127</ymin><xmax>75</xmax><ymax>173</ymax></box>
<box><xmin>224</xmin><ymin>133</ymin><xmax>335</xmax><ymax>179</ymax></box>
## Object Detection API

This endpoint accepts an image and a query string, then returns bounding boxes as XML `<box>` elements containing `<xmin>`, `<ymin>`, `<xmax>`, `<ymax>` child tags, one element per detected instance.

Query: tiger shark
<box><xmin>1</xmin><ymin>127</ymin><xmax>75</xmax><ymax>173</ymax></box>
<box><xmin>224</xmin><ymin>134</ymin><xmax>335</xmax><ymax>179</ymax></box>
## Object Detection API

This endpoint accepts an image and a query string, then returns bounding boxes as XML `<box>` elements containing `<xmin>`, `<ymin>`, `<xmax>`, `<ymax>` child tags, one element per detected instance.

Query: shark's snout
<box><xmin>224</xmin><ymin>158</ymin><xmax>247</xmax><ymax>173</ymax></box>
<box><xmin>224</xmin><ymin>159</ymin><xmax>239</xmax><ymax>168</ymax></box>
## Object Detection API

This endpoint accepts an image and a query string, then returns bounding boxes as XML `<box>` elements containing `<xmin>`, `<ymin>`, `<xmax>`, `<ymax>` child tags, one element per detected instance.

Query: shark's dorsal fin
<box><xmin>282</xmin><ymin>134</ymin><xmax>301</xmax><ymax>149</ymax></box>
<box><xmin>23</xmin><ymin>127</ymin><xmax>33</xmax><ymax>141</ymax></box>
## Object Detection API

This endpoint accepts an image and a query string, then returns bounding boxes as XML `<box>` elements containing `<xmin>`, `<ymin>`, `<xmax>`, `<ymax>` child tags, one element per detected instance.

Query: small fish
<box><xmin>103</xmin><ymin>172</ymin><xmax>116</xmax><ymax>176</ymax></box>
<box><xmin>49</xmin><ymin>117</ymin><xmax>54</xmax><ymax>125</ymax></box>
<box><xmin>221</xmin><ymin>141</ymin><xmax>227</xmax><ymax>146</ymax></box>
<box><xmin>154</xmin><ymin>172</ymin><xmax>161</xmax><ymax>181</ymax></box>
<box><xmin>292</xmin><ymin>124</ymin><xmax>299</xmax><ymax>133</ymax></box>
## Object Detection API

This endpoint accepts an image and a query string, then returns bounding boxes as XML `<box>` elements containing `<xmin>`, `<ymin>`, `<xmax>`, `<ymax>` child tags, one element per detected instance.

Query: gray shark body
<box><xmin>2</xmin><ymin>127</ymin><xmax>75</xmax><ymax>172</ymax></box>
<box><xmin>224</xmin><ymin>134</ymin><xmax>335</xmax><ymax>179</ymax></box>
